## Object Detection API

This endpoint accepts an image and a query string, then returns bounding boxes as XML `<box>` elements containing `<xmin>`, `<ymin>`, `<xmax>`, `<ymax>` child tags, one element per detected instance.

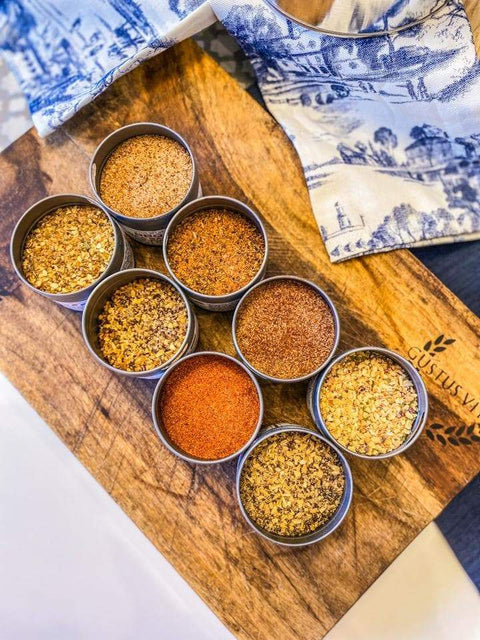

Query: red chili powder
<box><xmin>159</xmin><ymin>354</ymin><xmax>260</xmax><ymax>460</ymax></box>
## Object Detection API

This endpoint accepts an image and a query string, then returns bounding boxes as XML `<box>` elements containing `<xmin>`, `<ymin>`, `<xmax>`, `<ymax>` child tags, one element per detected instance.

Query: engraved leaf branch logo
<box><xmin>426</xmin><ymin>422</ymin><xmax>480</xmax><ymax>446</ymax></box>
<box><xmin>423</xmin><ymin>334</ymin><xmax>455</xmax><ymax>356</ymax></box>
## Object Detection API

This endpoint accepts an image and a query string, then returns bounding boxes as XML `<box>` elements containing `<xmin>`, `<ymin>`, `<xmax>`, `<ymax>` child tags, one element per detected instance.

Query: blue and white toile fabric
<box><xmin>211</xmin><ymin>0</ymin><xmax>480</xmax><ymax>260</ymax></box>
<box><xmin>2</xmin><ymin>1</ymin><xmax>480</xmax><ymax>261</ymax></box>
<box><xmin>0</xmin><ymin>0</ymin><xmax>215</xmax><ymax>136</ymax></box>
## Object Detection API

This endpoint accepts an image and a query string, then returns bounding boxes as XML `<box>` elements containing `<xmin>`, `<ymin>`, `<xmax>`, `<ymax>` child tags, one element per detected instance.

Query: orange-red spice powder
<box><xmin>159</xmin><ymin>354</ymin><xmax>260</xmax><ymax>460</ymax></box>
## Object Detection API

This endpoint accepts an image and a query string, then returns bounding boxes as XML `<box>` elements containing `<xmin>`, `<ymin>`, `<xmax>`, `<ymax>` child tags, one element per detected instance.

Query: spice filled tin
<box><xmin>236</xmin><ymin>424</ymin><xmax>353</xmax><ymax>546</ymax></box>
<box><xmin>89</xmin><ymin>122</ymin><xmax>201</xmax><ymax>246</ymax></box>
<box><xmin>82</xmin><ymin>268</ymin><xmax>198</xmax><ymax>379</ymax></box>
<box><xmin>152</xmin><ymin>351</ymin><xmax>263</xmax><ymax>464</ymax></box>
<box><xmin>232</xmin><ymin>275</ymin><xmax>340</xmax><ymax>383</ymax></box>
<box><xmin>10</xmin><ymin>194</ymin><xmax>134</xmax><ymax>311</ymax></box>
<box><xmin>163</xmin><ymin>195</ymin><xmax>268</xmax><ymax>311</ymax></box>
<box><xmin>307</xmin><ymin>347</ymin><xmax>429</xmax><ymax>460</ymax></box>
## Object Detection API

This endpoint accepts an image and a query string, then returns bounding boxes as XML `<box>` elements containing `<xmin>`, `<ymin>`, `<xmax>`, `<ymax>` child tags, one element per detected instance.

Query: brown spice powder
<box><xmin>240</xmin><ymin>431</ymin><xmax>345</xmax><ymax>537</ymax></box>
<box><xmin>167</xmin><ymin>208</ymin><xmax>265</xmax><ymax>296</ymax></box>
<box><xmin>21</xmin><ymin>204</ymin><xmax>114</xmax><ymax>294</ymax></box>
<box><xmin>235</xmin><ymin>279</ymin><xmax>335</xmax><ymax>379</ymax></box>
<box><xmin>99</xmin><ymin>134</ymin><xmax>193</xmax><ymax>219</ymax></box>
<box><xmin>160</xmin><ymin>354</ymin><xmax>259</xmax><ymax>460</ymax></box>
<box><xmin>320</xmin><ymin>352</ymin><xmax>419</xmax><ymax>455</ymax></box>
<box><xmin>98</xmin><ymin>278</ymin><xmax>188</xmax><ymax>372</ymax></box>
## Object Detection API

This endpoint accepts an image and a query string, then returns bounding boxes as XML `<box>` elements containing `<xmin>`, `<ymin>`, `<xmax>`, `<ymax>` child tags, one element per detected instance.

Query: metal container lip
<box><xmin>163</xmin><ymin>195</ymin><xmax>269</xmax><ymax>304</ymax></box>
<box><xmin>82</xmin><ymin>267</ymin><xmax>194</xmax><ymax>378</ymax></box>
<box><xmin>152</xmin><ymin>350</ymin><xmax>264</xmax><ymax>465</ymax></box>
<box><xmin>10</xmin><ymin>193</ymin><xmax>121</xmax><ymax>300</ymax></box>
<box><xmin>312</xmin><ymin>346</ymin><xmax>429</xmax><ymax>460</ymax></box>
<box><xmin>89</xmin><ymin>122</ymin><xmax>198</xmax><ymax>223</ymax></box>
<box><xmin>263</xmin><ymin>0</ymin><xmax>449</xmax><ymax>38</ymax></box>
<box><xmin>232</xmin><ymin>274</ymin><xmax>340</xmax><ymax>383</ymax></box>
<box><xmin>236</xmin><ymin>423</ymin><xmax>353</xmax><ymax>546</ymax></box>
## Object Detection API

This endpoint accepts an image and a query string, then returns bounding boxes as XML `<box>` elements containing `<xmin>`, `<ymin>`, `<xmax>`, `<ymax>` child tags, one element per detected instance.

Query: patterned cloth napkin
<box><xmin>2</xmin><ymin>1</ymin><xmax>480</xmax><ymax>261</ymax></box>
<box><xmin>0</xmin><ymin>0</ymin><xmax>215</xmax><ymax>136</ymax></box>
<box><xmin>211</xmin><ymin>0</ymin><xmax>480</xmax><ymax>260</ymax></box>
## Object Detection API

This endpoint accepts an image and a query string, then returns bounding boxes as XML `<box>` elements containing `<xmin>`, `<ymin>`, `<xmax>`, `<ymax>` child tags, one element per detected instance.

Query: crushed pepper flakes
<box><xmin>159</xmin><ymin>354</ymin><xmax>259</xmax><ymax>460</ymax></box>
<box><xmin>320</xmin><ymin>351</ymin><xmax>419</xmax><ymax>456</ymax></box>
<box><xmin>240</xmin><ymin>431</ymin><xmax>345</xmax><ymax>537</ymax></box>
<box><xmin>167</xmin><ymin>208</ymin><xmax>265</xmax><ymax>296</ymax></box>
<box><xmin>235</xmin><ymin>279</ymin><xmax>335</xmax><ymax>379</ymax></box>
<box><xmin>98</xmin><ymin>278</ymin><xmax>188</xmax><ymax>372</ymax></box>
<box><xmin>99</xmin><ymin>134</ymin><xmax>193</xmax><ymax>219</ymax></box>
<box><xmin>21</xmin><ymin>204</ymin><xmax>114</xmax><ymax>294</ymax></box>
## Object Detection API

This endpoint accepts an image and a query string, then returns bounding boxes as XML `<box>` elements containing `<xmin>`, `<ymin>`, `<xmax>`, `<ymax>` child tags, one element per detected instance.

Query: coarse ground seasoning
<box><xmin>240</xmin><ymin>431</ymin><xmax>345</xmax><ymax>537</ymax></box>
<box><xmin>320</xmin><ymin>351</ymin><xmax>419</xmax><ymax>456</ymax></box>
<box><xmin>21</xmin><ymin>204</ymin><xmax>114</xmax><ymax>294</ymax></box>
<box><xmin>98</xmin><ymin>278</ymin><xmax>188</xmax><ymax>372</ymax></box>
<box><xmin>235</xmin><ymin>279</ymin><xmax>335</xmax><ymax>379</ymax></box>
<box><xmin>159</xmin><ymin>354</ymin><xmax>260</xmax><ymax>460</ymax></box>
<box><xmin>167</xmin><ymin>208</ymin><xmax>265</xmax><ymax>296</ymax></box>
<box><xmin>99</xmin><ymin>135</ymin><xmax>193</xmax><ymax>219</ymax></box>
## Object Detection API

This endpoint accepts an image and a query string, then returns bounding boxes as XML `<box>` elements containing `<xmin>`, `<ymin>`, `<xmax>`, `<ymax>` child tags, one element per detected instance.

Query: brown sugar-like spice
<box><xmin>167</xmin><ymin>208</ymin><xmax>265</xmax><ymax>296</ymax></box>
<box><xmin>21</xmin><ymin>204</ymin><xmax>114</xmax><ymax>294</ymax></box>
<box><xmin>99</xmin><ymin>134</ymin><xmax>193</xmax><ymax>219</ymax></box>
<box><xmin>98</xmin><ymin>278</ymin><xmax>188</xmax><ymax>372</ymax></box>
<box><xmin>240</xmin><ymin>431</ymin><xmax>345</xmax><ymax>537</ymax></box>
<box><xmin>159</xmin><ymin>354</ymin><xmax>259</xmax><ymax>460</ymax></box>
<box><xmin>235</xmin><ymin>279</ymin><xmax>335</xmax><ymax>379</ymax></box>
<box><xmin>320</xmin><ymin>351</ymin><xmax>419</xmax><ymax>455</ymax></box>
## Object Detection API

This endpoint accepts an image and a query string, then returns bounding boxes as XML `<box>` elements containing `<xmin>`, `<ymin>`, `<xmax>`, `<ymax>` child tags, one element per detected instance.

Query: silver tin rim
<box><xmin>232</xmin><ymin>275</ymin><xmax>340</xmax><ymax>383</ymax></box>
<box><xmin>311</xmin><ymin>346</ymin><xmax>429</xmax><ymax>460</ymax></box>
<box><xmin>163</xmin><ymin>195</ymin><xmax>269</xmax><ymax>308</ymax></box>
<box><xmin>263</xmin><ymin>0</ymin><xmax>449</xmax><ymax>38</ymax></box>
<box><xmin>152</xmin><ymin>351</ymin><xmax>264</xmax><ymax>464</ymax></box>
<box><xmin>82</xmin><ymin>268</ymin><xmax>196</xmax><ymax>378</ymax></box>
<box><xmin>10</xmin><ymin>193</ymin><xmax>122</xmax><ymax>302</ymax></box>
<box><xmin>89</xmin><ymin>122</ymin><xmax>198</xmax><ymax>225</ymax></box>
<box><xmin>236</xmin><ymin>424</ymin><xmax>353</xmax><ymax>546</ymax></box>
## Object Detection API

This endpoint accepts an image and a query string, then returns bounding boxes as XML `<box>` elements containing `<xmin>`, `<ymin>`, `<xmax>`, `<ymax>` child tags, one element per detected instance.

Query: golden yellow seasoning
<box><xmin>240</xmin><ymin>431</ymin><xmax>345</xmax><ymax>537</ymax></box>
<box><xmin>98</xmin><ymin>278</ymin><xmax>188</xmax><ymax>372</ymax></box>
<box><xmin>320</xmin><ymin>351</ymin><xmax>419</xmax><ymax>455</ymax></box>
<box><xmin>21</xmin><ymin>204</ymin><xmax>114</xmax><ymax>294</ymax></box>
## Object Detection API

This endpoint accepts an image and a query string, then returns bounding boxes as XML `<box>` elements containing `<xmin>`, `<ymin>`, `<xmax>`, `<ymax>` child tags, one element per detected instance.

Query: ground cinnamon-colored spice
<box><xmin>159</xmin><ymin>354</ymin><xmax>260</xmax><ymax>460</ymax></box>
<box><xmin>235</xmin><ymin>279</ymin><xmax>335</xmax><ymax>379</ymax></box>
<box><xmin>240</xmin><ymin>431</ymin><xmax>345</xmax><ymax>537</ymax></box>
<box><xmin>21</xmin><ymin>204</ymin><xmax>114</xmax><ymax>294</ymax></box>
<box><xmin>98</xmin><ymin>278</ymin><xmax>188</xmax><ymax>372</ymax></box>
<box><xmin>99</xmin><ymin>134</ymin><xmax>193</xmax><ymax>218</ymax></box>
<box><xmin>167</xmin><ymin>208</ymin><xmax>265</xmax><ymax>296</ymax></box>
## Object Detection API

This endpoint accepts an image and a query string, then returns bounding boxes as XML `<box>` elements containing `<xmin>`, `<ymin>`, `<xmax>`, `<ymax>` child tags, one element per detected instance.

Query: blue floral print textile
<box><xmin>0</xmin><ymin>0</ymin><xmax>215</xmax><ymax>136</ymax></box>
<box><xmin>211</xmin><ymin>0</ymin><xmax>480</xmax><ymax>260</ymax></box>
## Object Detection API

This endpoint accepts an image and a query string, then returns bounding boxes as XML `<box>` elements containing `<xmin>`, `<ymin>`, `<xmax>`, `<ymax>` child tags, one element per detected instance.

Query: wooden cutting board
<box><xmin>1</xmin><ymin>22</ymin><xmax>479</xmax><ymax>640</ymax></box>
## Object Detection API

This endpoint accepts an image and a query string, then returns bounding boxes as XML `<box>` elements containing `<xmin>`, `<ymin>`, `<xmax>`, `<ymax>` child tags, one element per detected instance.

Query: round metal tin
<box><xmin>89</xmin><ymin>122</ymin><xmax>201</xmax><ymax>246</ymax></box>
<box><xmin>82</xmin><ymin>268</ymin><xmax>198</xmax><ymax>379</ymax></box>
<box><xmin>163</xmin><ymin>195</ymin><xmax>269</xmax><ymax>311</ymax></box>
<box><xmin>236</xmin><ymin>423</ymin><xmax>353</xmax><ymax>546</ymax></box>
<box><xmin>10</xmin><ymin>193</ymin><xmax>134</xmax><ymax>311</ymax></box>
<box><xmin>232</xmin><ymin>275</ymin><xmax>340</xmax><ymax>383</ymax></box>
<box><xmin>152</xmin><ymin>351</ymin><xmax>264</xmax><ymax>464</ymax></box>
<box><xmin>307</xmin><ymin>346</ymin><xmax>429</xmax><ymax>460</ymax></box>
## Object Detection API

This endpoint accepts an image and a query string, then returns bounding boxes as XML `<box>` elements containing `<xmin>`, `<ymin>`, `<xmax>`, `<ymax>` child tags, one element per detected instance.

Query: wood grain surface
<box><xmin>1</xmin><ymin>9</ymin><xmax>480</xmax><ymax>640</ymax></box>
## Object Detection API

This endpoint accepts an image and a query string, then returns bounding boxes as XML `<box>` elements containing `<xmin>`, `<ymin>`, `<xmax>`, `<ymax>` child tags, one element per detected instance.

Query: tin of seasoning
<box><xmin>308</xmin><ymin>347</ymin><xmax>428</xmax><ymax>459</ymax></box>
<box><xmin>10</xmin><ymin>194</ymin><xmax>134</xmax><ymax>311</ymax></box>
<box><xmin>164</xmin><ymin>196</ymin><xmax>268</xmax><ymax>311</ymax></box>
<box><xmin>237</xmin><ymin>424</ymin><xmax>353</xmax><ymax>546</ymax></box>
<box><xmin>90</xmin><ymin>123</ymin><xmax>200</xmax><ymax>246</ymax></box>
<box><xmin>152</xmin><ymin>352</ymin><xmax>263</xmax><ymax>463</ymax></box>
<box><xmin>82</xmin><ymin>269</ymin><xmax>198</xmax><ymax>379</ymax></box>
<box><xmin>233</xmin><ymin>275</ymin><xmax>339</xmax><ymax>382</ymax></box>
